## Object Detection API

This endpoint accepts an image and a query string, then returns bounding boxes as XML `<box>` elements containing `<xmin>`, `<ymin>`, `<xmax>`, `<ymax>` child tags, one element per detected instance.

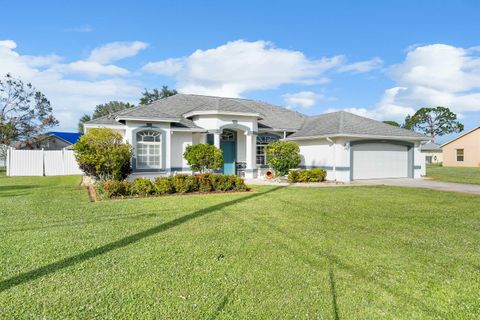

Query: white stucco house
<box><xmin>84</xmin><ymin>94</ymin><xmax>428</xmax><ymax>182</ymax></box>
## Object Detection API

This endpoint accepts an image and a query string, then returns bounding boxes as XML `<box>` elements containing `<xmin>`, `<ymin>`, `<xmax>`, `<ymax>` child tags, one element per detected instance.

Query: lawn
<box><xmin>1</xmin><ymin>175</ymin><xmax>480</xmax><ymax>319</ymax></box>
<box><xmin>426</xmin><ymin>163</ymin><xmax>480</xmax><ymax>185</ymax></box>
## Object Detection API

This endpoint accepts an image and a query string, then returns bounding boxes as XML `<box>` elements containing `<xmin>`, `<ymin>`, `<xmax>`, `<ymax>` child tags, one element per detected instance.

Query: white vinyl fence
<box><xmin>6</xmin><ymin>148</ymin><xmax>82</xmax><ymax>176</ymax></box>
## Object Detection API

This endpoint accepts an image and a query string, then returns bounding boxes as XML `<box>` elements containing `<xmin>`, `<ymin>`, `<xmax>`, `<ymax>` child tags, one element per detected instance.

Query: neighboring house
<box><xmin>441</xmin><ymin>126</ymin><xmax>480</xmax><ymax>167</ymax></box>
<box><xmin>84</xmin><ymin>94</ymin><xmax>428</xmax><ymax>181</ymax></box>
<box><xmin>15</xmin><ymin>132</ymin><xmax>82</xmax><ymax>150</ymax></box>
<box><xmin>420</xmin><ymin>142</ymin><xmax>443</xmax><ymax>164</ymax></box>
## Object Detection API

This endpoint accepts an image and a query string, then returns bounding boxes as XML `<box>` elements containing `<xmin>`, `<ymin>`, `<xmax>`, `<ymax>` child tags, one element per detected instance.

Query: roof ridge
<box><xmin>182</xmin><ymin>93</ymin><xmax>260</xmax><ymax>102</ymax></box>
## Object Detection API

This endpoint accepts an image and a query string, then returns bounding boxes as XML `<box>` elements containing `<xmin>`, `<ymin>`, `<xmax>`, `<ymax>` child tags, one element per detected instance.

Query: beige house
<box><xmin>442</xmin><ymin>126</ymin><xmax>480</xmax><ymax>167</ymax></box>
<box><xmin>420</xmin><ymin>142</ymin><xmax>443</xmax><ymax>164</ymax></box>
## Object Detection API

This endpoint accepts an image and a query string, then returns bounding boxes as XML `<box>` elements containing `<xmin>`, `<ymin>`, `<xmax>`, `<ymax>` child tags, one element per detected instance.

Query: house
<box><xmin>84</xmin><ymin>94</ymin><xmax>428</xmax><ymax>182</ymax></box>
<box><xmin>441</xmin><ymin>126</ymin><xmax>480</xmax><ymax>167</ymax></box>
<box><xmin>14</xmin><ymin>132</ymin><xmax>82</xmax><ymax>150</ymax></box>
<box><xmin>420</xmin><ymin>142</ymin><xmax>443</xmax><ymax>164</ymax></box>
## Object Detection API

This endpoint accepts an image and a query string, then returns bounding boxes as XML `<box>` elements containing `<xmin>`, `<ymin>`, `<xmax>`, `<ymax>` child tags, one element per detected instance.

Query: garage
<box><xmin>352</xmin><ymin>142</ymin><xmax>411</xmax><ymax>180</ymax></box>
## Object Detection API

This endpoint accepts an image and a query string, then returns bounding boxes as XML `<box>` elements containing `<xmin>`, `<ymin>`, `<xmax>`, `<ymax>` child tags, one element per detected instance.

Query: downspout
<box><xmin>326</xmin><ymin>137</ymin><xmax>336</xmax><ymax>181</ymax></box>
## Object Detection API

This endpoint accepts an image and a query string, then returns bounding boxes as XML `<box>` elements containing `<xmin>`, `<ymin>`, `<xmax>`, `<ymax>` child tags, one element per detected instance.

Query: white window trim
<box><xmin>136</xmin><ymin>130</ymin><xmax>162</xmax><ymax>169</ymax></box>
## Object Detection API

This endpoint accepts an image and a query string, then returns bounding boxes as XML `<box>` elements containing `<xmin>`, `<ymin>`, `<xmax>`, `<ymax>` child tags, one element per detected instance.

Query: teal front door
<box><xmin>220</xmin><ymin>141</ymin><xmax>236</xmax><ymax>174</ymax></box>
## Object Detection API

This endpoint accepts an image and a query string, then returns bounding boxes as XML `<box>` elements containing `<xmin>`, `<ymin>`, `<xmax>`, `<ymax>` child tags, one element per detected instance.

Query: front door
<box><xmin>220</xmin><ymin>141</ymin><xmax>236</xmax><ymax>174</ymax></box>
<box><xmin>220</xmin><ymin>129</ymin><xmax>236</xmax><ymax>175</ymax></box>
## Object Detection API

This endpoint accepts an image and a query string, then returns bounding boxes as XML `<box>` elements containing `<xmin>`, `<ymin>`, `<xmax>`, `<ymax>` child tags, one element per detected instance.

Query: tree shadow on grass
<box><xmin>209</xmin><ymin>284</ymin><xmax>238</xmax><ymax>320</ymax></box>
<box><xmin>329</xmin><ymin>268</ymin><xmax>340</xmax><ymax>320</ymax></box>
<box><xmin>252</xmin><ymin>218</ymin><xmax>445</xmax><ymax>319</ymax></box>
<box><xmin>0</xmin><ymin>187</ymin><xmax>284</xmax><ymax>293</ymax></box>
<box><xmin>0</xmin><ymin>185</ymin><xmax>39</xmax><ymax>198</ymax></box>
<box><xmin>0</xmin><ymin>185</ymin><xmax>38</xmax><ymax>192</ymax></box>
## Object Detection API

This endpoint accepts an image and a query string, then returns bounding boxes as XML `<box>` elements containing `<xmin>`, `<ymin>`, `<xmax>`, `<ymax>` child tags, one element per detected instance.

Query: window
<box><xmin>220</xmin><ymin>130</ymin><xmax>236</xmax><ymax>141</ymax></box>
<box><xmin>456</xmin><ymin>149</ymin><xmax>464</xmax><ymax>162</ymax></box>
<box><xmin>256</xmin><ymin>134</ymin><xmax>280</xmax><ymax>165</ymax></box>
<box><xmin>136</xmin><ymin>130</ymin><xmax>161</xmax><ymax>169</ymax></box>
<box><xmin>206</xmin><ymin>133</ymin><xmax>214</xmax><ymax>145</ymax></box>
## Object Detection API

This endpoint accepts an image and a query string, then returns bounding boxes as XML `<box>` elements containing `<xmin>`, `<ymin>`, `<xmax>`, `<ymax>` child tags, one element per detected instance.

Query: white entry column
<box><xmin>245</xmin><ymin>133</ymin><xmax>257</xmax><ymax>178</ymax></box>
<box><xmin>214</xmin><ymin>132</ymin><xmax>220</xmax><ymax>149</ymax></box>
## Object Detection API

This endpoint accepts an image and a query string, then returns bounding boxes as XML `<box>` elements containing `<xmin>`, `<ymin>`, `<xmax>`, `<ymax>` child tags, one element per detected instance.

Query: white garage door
<box><xmin>352</xmin><ymin>143</ymin><xmax>409</xmax><ymax>180</ymax></box>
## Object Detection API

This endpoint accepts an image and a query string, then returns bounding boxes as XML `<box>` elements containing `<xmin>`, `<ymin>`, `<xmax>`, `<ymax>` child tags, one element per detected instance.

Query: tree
<box><xmin>383</xmin><ymin>120</ymin><xmax>400</xmax><ymax>127</ymax></box>
<box><xmin>139</xmin><ymin>86</ymin><xmax>178</xmax><ymax>105</ymax></box>
<box><xmin>78</xmin><ymin>114</ymin><xmax>91</xmax><ymax>133</ymax></box>
<box><xmin>183</xmin><ymin>144</ymin><xmax>223</xmax><ymax>173</ymax></box>
<box><xmin>403</xmin><ymin>106</ymin><xmax>464</xmax><ymax>140</ymax></box>
<box><xmin>78</xmin><ymin>101</ymin><xmax>134</xmax><ymax>133</ymax></box>
<box><xmin>0</xmin><ymin>144</ymin><xmax>6</xmax><ymax>168</ymax></box>
<box><xmin>265</xmin><ymin>141</ymin><xmax>301</xmax><ymax>176</ymax></box>
<box><xmin>0</xmin><ymin>73</ymin><xmax>58</xmax><ymax>146</ymax></box>
<box><xmin>73</xmin><ymin>128</ymin><xmax>133</xmax><ymax>180</ymax></box>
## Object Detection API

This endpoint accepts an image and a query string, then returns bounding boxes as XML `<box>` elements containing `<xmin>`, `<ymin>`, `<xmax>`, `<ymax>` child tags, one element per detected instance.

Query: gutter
<box><xmin>115</xmin><ymin>116</ymin><xmax>181</xmax><ymax>123</ymax></box>
<box><xmin>284</xmin><ymin>133</ymin><xmax>429</xmax><ymax>141</ymax></box>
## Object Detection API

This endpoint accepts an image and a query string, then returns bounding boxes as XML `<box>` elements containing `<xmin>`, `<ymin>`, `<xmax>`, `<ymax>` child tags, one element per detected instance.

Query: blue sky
<box><xmin>1</xmin><ymin>0</ymin><xmax>480</xmax><ymax>142</ymax></box>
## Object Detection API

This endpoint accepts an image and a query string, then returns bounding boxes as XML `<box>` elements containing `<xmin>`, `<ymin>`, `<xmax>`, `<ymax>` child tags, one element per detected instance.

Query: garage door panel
<box><xmin>353</xmin><ymin>143</ymin><xmax>409</xmax><ymax>180</ymax></box>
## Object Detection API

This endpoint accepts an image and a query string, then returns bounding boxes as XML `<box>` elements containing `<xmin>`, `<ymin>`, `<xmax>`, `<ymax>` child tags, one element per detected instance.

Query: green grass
<box><xmin>427</xmin><ymin>163</ymin><xmax>480</xmax><ymax>185</ymax></box>
<box><xmin>1</xmin><ymin>175</ymin><xmax>480</xmax><ymax>319</ymax></box>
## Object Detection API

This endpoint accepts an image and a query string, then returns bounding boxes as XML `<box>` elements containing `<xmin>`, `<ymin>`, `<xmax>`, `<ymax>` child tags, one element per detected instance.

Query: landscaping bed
<box><xmin>95</xmin><ymin>173</ymin><xmax>249</xmax><ymax>200</ymax></box>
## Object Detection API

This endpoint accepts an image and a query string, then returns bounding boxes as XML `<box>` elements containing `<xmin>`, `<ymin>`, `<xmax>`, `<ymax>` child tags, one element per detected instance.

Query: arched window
<box><xmin>220</xmin><ymin>129</ymin><xmax>236</xmax><ymax>141</ymax></box>
<box><xmin>136</xmin><ymin>130</ymin><xmax>161</xmax><ymax>169</ymax></box>
<box><xmin>256</xmin><ymin>133</ymin><xmax>280</xmax><ymax>165</ymax></box>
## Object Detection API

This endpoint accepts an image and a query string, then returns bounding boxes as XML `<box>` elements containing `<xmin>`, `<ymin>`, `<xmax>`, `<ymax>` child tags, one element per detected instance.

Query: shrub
<box><xmin>173</xmin><ymin>174</ymin><xmax>194</xmax><ymax>193</ymax></box>
<box><xmin>288</xmin><ymin>170</ymin><xmax>300</xmax><ymax>183</ymax></box>
<box><xmin>210</xmin><ymin>174</ymin><xmax>233</xmax><ymax>191</ymax></box>
<box><xmin>195</xmin><ymin>173</ymin><xmax>213</xmax><ymax>192</ymax></box>
<box><xmin>310</xmin><ymin>168</ymin><xmax>327</xmax><ymax>181</ymax></box>
<box><xmin>96</xmin><ymin>180</ymin><xmax>131</xmax><ymax>199</ymax></box>
<box><xmin>184</xmin><ymin>144</ymin><xmax>223</xmax><ymax>173</ymax></box>
<box><xmin>265</xmin><ymin>141</ymin><xmax>301</xmax><ymax>176</ymax></box>
<box><xmin>131</xmin><ymin>178</ymin><xmax>154</xmax><ymax>196</ymax></box>
<box><xmin>234</xmin><ymin>176</ymin><xmax>248</xmax><ymax>191</ymax></box>
<box><xmin>153</xmin><ymin>177</ymin><xmax>175</xmax><ymax>194</ymax></box>
<box><xmin>96</xmin><ymin>174</ymin><xmax>249</xmax><ymax>199</ymax></box>
<box><xmin>73</xmin><ymin>128</ymin><xmax>133</xmax><ymax>180</ymax></box>
<box><xmin>296</xmin><ymin>168</ymin><xmax>327</xmax><ymax>183</ymax></box>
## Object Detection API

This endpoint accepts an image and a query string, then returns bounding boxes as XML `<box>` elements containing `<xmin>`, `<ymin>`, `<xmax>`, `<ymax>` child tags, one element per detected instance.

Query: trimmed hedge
<box><xmin>288</xmin><ymin>168</ymin><xmax>327</xmax><ymax>183</ymax></box>
<box><xmin>96</xmin><ymin>173</ymin><xmax>248</xmax><ymax>199</ymax></box>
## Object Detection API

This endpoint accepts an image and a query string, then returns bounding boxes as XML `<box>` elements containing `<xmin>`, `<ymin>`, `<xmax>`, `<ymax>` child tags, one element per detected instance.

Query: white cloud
<box><xmin>381</xmin><ymin>44</ymin><xmax>480</xmax><ymax>117</ymax></box>
<box><xmin>64</xmin><ymin>25</ymin><xmax>93</xmax><ymax>33</ymax></box>
<box><xmin>0</xmin><ymin>39</ymin><xmax>143</xmax><ymax>130</ymax></box>
<box><xmin>88</xmin><ymin>41</ymin><xmax>148</xmax><ymax>64</ymax></box>
<box><xmin>335</xmin><ymin>44</ymin><xmax>480</xmax><ymax>122</ymax></box>
<box><xmin>142</xmin><ymin>58</ymin><xmax>185</xmax><ymax>76</ymax></box>
<box><xmin>337</xmin><ymin>57</ymin><xmax>383</xmax><ymax>73</ymax></box>
<box><xmin>0</xmin><ymin>40</ymin><xmax>17</xmax><ymax>49</ymax></box>
<box><xmin>61</xmin><ymin>60</ymin><xmax>129</xmax><ymax>76</ymax></box>
<box><xmin>143</xmin><ymin>40</ymin><xmax>345</xmax><ymax>97</ymax></box>
<box><xmin>282</xmin><ymin>91</ymin><xmax>324</xmax><ymax>109</ymax></box>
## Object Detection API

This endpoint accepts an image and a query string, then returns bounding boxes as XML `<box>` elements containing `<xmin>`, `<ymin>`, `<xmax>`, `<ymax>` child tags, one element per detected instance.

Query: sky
<box><xmin>1</xmin><ymin>0</ymin><xmax>480</xmax><ymax>143</ymax></box>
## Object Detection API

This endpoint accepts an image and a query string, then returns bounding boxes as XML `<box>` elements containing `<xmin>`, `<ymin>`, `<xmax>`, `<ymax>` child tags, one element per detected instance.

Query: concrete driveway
<box><xmin>353</xmin><ymin>178</ymin><xmax>480</xmax><ymax>195</ymax></box>
<box><xmin>246</xmin><ymin>177</ymin><xmax>480</xmax><ymax>195</ymax></box>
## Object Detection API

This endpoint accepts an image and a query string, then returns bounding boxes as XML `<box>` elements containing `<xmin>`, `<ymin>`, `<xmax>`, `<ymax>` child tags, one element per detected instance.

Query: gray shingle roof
<box><xmin>85</xmin><ymin>95</ymin><xmax>427</xmax><ymax>140</ymax></box>
<box><xmin>85</xmin><ymin>113</ymin><xmax>123</xmax><ymax>125</ymax></box>
<box><xmin>287</xmin><ymin>111</ymin><xmax>427</xmax><ymax>139</ymax></box>
<box><xmin>420</xmin><ymin>142</ymin><xmax>441</xmax><ymax>151</ymax></box>
<box><xmin>108</xmin><ymin>94</ymin><xmax>306</xmax><ymax>131</ymax></box>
